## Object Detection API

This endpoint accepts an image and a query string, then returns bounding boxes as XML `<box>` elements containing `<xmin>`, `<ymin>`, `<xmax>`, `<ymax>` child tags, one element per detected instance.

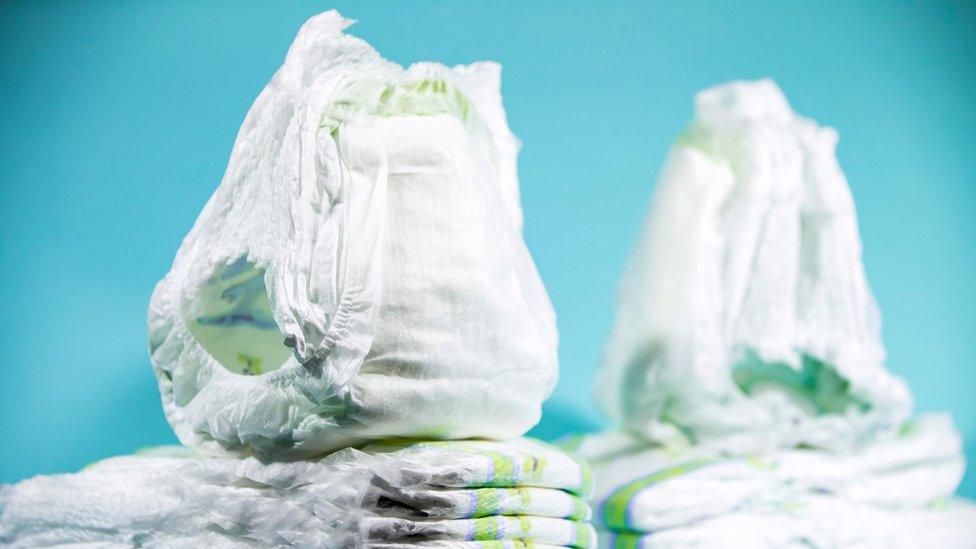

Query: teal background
<box><xmin>1</xmin><ymin>1</ymin><xmax>974</xmax><ymax>497</ymax></box>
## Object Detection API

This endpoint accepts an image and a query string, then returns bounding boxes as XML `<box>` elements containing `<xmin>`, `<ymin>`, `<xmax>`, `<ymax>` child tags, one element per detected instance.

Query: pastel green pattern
<box><xmin>601</xmin><ymin>458</ymin><xmax>716</xmax><ymax>531</ymax></box>
<box><xmin>573</xmin><ymin>521</ymin><xmax>594</xmax><ymax>548</ymax></box>
<box><xmin>472</xmin><ymin>489</ymin><xmax>504</xmax><ymax>517</ymax></box>
<box><xmin>570</xmin><ymin>497</ymin><xmax>590</xmax><ymax>521</ymax></box>
<box><xmin>473</xmin><ymin>516</ymin><xmax>500</xmax><ymax>540</ymax></box>
<box><xmin>732</xmin><ymin>350</ymin><xmax>871</xmax><ymax>416</ymax></box>
<box><xmin>465</xmin><ymin>516</ymin><xmax>594</xmax><ymax>548</ymax></box>
<box><xmin>435</xmin><ymin>441</ymin><xmax>545</xmax><ymax>488</ymax></box>
<box><xmin>610</xmin><ymin>533</ymin><xmax>641</xmax><ymax>549</ymax></box>
<box><xmin>321</xmin><ymin>77</ymin><xmax>486</xmax><ymax>141</ymax></box>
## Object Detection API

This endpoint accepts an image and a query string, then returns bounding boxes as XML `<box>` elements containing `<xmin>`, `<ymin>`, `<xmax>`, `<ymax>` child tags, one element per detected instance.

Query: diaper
<box><xmin>596</xmin><ymin>498</ymin><xmax>976</xmax><ymax>549</ymax></box>
<box><xmin>364</xmin><ymin>438</ymin><xmax>592</xmax><ymax>495</ymax></box>
<box><xmin>595</xmin><ymin>78</ymin><xmax>912</xmax><ymax>453</ymax></box>
<box><xmin>147</xmin><ymin>10</ymin><xmax>558</xmax><ymax>458</ymax></box>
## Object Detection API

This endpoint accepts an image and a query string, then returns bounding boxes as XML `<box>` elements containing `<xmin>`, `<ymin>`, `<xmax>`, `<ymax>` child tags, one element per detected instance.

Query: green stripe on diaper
<box><xmin>612</xmin><ymin>533</ymin><xmax>641</xmax><ymax>549</ymax></box>
<box><xmin>473</xmin><ymin>489</ymin><xmax>503</xmax><ymax>517</ymax></box>
<box><xmin>602</xmin><ymin>458</ymin><xmax>716</xmax><ymax>531</ymax></box>
<box><xmin>473</xmin><ymin>516</ymin><xmax>501</xmax><ymax>540</ymax></box>
<box><xmin>519</xmin><ymin>488</ymin><xmax>532</xmax><ymax>511</ymax></box>
<box><xmin>745</xmin><ymin>455</ymin><xmax>777</xmax><ymax>471</ymax></box>
<box><xmin>569</xmin><ymin>497</ymin><xmax>589</xmax><ymax>521</ymax></box>
<box><xmin>438</xmin><ymin>441</ymin><xmax>518</xmax><ymax>485</ymax></box>
<box><xmin>928</xmin><ymin>497</ymin><xmax>950</xmax><ymax>511</ymax></box>
<box><xmin>519</xmin><ymin>515</ymin><xmax>533</xmax><ymax>537</ymax></box>
<box><xmin>573</xmin><ymin>522</ymin><xmax>594</xmax><ymax>548</ymax></box>
<box><xmin>578</xmin><ymin>456</ymin><xmax>594</xmax><ymax>497</ymax></box>
<box><xmin>480</xmin><ymin>447</ymin><xmax>516</xmax><ymax>484</ymax></box>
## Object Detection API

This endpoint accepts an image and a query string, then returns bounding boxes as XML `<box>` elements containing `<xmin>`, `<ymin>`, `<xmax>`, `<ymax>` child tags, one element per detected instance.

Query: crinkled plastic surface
<box><xmin>0</xmin><ymin>451</ymin><xmax>365</xmax><ymax>547</ymax></box>
<box><xmin>0</xmin><ymin>438</ymin><xmax>592</xmax><ymax>548</ymax></box>
<box><xmin>147</xmin><ymin>10</ymin><xmax>558</xmax><ymax>458</ymax></box>
<box><xmin>596</xmin><ymin>79</ymin><xmax>912</xmax><ymax>453</ymax></box>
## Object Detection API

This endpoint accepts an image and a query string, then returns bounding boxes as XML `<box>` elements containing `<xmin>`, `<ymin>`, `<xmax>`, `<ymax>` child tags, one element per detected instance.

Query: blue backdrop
<box><xmin>1</xmin><ymin>1</ymin><xmax>974</xmax><ymax>496</ymax></box>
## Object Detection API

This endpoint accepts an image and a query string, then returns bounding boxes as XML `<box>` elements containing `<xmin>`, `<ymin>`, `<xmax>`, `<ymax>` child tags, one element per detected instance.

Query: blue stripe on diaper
<box><xmin>466</xmin><ymin>490</ymin><xmax>479</xmax><ymax>519</ymax></box>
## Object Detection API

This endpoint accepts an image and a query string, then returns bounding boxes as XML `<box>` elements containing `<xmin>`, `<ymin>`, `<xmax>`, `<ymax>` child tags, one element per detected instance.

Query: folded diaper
<box><xmin>363</xmin><ymin>516</ymin><xmax>595</xmax><ymax>548</ymax></box>
<box><xmin>595</xmin><ymin>78</ymin><xmax>912</xmax><ymax>454</ymax></box>
<box><xmin>364</xmin><ymin>438</ymin><xmax>592</xmax><ymax>495</ymax></box>
<box><xmin>148</xmin><ymin>9</ymin><xmax>558</xmax><ymax>459</ymax></box>
<box><xmin>596</xmin><ymin>497</ymin><xmax>976</xmax><ymax>549</ymax></box>
<box><xmin>0</xmin><ymin>438</ymin><xmax>593</xmax><ymax>548</ymax></box>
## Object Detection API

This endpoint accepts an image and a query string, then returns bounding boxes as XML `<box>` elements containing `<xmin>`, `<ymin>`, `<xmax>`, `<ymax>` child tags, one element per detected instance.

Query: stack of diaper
<box><xmin>582</xmin><ymin>79</ymin><xmax>976</xmax><ymax>547</ymax></box>
<box><xmin>1</xmin><ymin>439</ymin><xmax>594</xmax><ymax>547</ymax></box>
<box><xmin>1</xmin><ymin>11</ymin><xmax>595</xmax><ymax>548</ymax></box>
<box><xmin>359</xmin><ymin>439</ymin><xmax>594</xmax><ymax>548</ymax></box>
<box><xmin>573</xmin><ymin>416</ymin><xmax>976</xmax><ymax>547</ymax></box>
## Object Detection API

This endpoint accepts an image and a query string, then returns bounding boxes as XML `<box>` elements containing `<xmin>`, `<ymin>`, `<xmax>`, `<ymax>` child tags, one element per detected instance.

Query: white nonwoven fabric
<box><xmin>147</xmin><ymin>10</ymin><xmax>558</xmax><ymax>457</ymax></box>
<box><xmin>0</xmin><ymin>438</ymin><xmax>592</xmax><ymax>548</ymax></box>
<box><xmin>575</xmin><ymin>414</ymin><xmax>966</xmax><ymax>535</ymax></box>
<box><xmin>596</xmin><ymin>78</ymin><xmax>912</xmax><ymax>453</ymax></box>
<box><xmin>596</xmin><ymin>498</ymin><xmax>976</xmax><ymax>549</ymax></box>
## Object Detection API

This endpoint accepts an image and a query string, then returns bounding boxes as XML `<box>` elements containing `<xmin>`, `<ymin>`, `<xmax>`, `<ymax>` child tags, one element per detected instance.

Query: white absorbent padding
<box><xmin>596</xmin><ymin>78</ymin><xmax>912</xmax><ymax>453</ymax></box>
<box><xmin>147</xmin><ymin>10</ymin><xmax>557</xmax><ymax>457</ymax></box>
